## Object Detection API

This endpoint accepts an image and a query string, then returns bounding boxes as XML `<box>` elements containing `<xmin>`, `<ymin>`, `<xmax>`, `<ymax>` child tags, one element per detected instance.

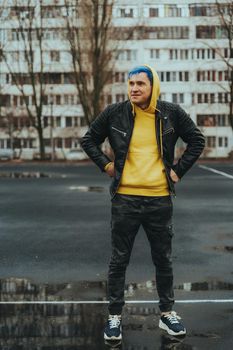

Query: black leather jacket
<box><xmin>81</xmin><ymin>100</ymin><xmax>205</xmax><ymax>197</ymax></box>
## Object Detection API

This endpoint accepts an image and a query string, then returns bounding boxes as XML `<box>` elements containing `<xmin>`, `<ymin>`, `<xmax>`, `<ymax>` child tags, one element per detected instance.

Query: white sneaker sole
<box><xmin>104</xmin><ymin>332</ymin><xmax>122</xmax><ymax>340</ymax></box>
<box><xmin>159</xmin><ymin>320</ymin><xmax>186</xmax><ymax>336</ymax></box>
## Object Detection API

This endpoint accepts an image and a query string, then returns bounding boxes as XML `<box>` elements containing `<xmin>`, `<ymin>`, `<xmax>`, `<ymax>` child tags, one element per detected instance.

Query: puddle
<box><xmin>213</xmin><ymin>245</ymin><xmax>233</xmax><ymax>253</ymax></box>
<box><xmin>191</xmin><ymin>332</ymin><xmax>220</xmax><ymax>339</ymax></box>
<box><xmin>215</xmin><ymin>232</ymin><xmax>233</xmax><ymax>240</ymax></box>
<box><xmin>124</xmin><ymin>279</ymin><xmax>233</xmax><ymax>296</ymax></box>
<box><xmin>0</xmin><ymin>278</ymin><xmax>195</xmax><ymax>349</ymax></box>
<box><xmin>1</xmin><ymin>277</ymin><xmax>233</xmax><ymax>305</ymax></box>
<box><xmin>174</xmin><ymin>281</ymin><xmax>233</xmax><ymax>292</ymax></box>
<box><xmin>0</xmin><ymin>278</ymin><xmax>107</xmax><ymax>301</ymax></box>
<box><xmin>0</xmin><ymin>172</ymin><xmax>51</xmax><ymax>178</ymax></box>
<box><xmin>69</xmin><ymin>186</ymin><xmax>105</xmax><ymax>192</ymax></box>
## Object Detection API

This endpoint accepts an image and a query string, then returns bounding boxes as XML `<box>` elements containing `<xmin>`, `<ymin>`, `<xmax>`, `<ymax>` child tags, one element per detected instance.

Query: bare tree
<box><xmin>1</xmin><ymin>0</ymin><xmax>47</xmax><ymax>159</ymax></box>
<box><xmin>0</xmin><ymin>1</ymin><xmax>13</xmax><ymax>155</ymax></box>
<box><xmin>216</xmin><ymin>1</ymin><xmax>233</xmax><ymax>129</ymax></box>
<box><xmin>64</xmin><ymin>0</ymin><xmax>116</xmax><ymax>126</ymax></box>
<box><xmin>213</xmin><ymin>1</ymin><xmax>233</xmax><ymax>129</ymax></box>
<box><xmin>0</xmin><ymin>1</ymin><xmax>8</xmax><ymax>117</ymax></box>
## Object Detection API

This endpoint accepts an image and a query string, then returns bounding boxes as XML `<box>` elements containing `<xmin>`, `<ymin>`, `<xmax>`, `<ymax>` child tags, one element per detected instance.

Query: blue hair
<box><xmin>128</xmin><ymin>66</ymin><xmax>153</xmax><ymax>85</ymax></box>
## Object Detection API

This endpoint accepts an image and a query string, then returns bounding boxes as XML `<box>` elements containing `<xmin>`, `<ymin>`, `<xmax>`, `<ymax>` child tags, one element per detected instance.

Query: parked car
<box><xmin>0</xmin><ymin>149</ymin><xmax>14</xmax><ymax>160</ymax></box>
<box><xmin>66</xmin><ymin>149</ymin><xmax>88</xmax><ymax>161</ymax></box>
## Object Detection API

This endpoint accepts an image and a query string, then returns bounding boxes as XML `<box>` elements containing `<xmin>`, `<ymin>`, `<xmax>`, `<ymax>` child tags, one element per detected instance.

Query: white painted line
<box><xmin>0</xmin><ymin>299</ymin><xmax>233</xmax><ymax>304</ymax></box>
<box><xmin>198</xmin><ymin>165</ymin><xmax>233</xmax><ymax>180</ymax></box>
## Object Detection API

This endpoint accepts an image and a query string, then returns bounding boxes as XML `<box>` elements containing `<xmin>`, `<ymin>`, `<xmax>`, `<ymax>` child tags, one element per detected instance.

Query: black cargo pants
<box><xmin>108</xmin><ymin>194</ymin><xmax>174</xmax><ymax>314</ymax></box>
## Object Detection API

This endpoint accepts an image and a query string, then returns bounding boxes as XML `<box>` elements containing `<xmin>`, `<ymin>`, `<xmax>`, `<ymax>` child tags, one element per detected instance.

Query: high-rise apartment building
<box><xmin>0</xmin><ymin>0</ymin><xmax>232</xmax><ymax>159</ymax></box>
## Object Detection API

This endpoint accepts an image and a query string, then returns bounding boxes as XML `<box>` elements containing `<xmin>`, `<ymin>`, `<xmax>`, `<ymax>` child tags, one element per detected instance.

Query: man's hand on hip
<box><xmin>105</xmin><ymin>162</ymin><xmax>115</xmax><ymax>177</ymax></box>
<box><xmin>170</xmin><ymin>169</ymin><xmax>180</xmax><ymax>183</ymax></box>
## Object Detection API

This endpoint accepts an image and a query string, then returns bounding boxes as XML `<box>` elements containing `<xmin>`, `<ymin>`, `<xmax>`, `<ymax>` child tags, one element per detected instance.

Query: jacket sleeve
<box><xmin>80</xmin><ymin>106</ymin><xmax>112</xmax><ymax>172</ymax></box>
<box><xmin>173</xmin><ymin>105</ymin><xmax>205</xmax><ymax>179</ymax></box>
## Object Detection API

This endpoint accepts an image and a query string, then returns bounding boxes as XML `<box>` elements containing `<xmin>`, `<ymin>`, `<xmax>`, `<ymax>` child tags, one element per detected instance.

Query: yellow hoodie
<box><xmin>117</xmin><ymin>65</ymin><xmax>169</xmax><ymax>196</ymax></box>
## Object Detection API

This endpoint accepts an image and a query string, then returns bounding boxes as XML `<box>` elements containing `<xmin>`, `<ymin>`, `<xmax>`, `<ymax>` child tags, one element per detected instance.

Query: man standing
<box><xmin>81</xmin><ymin>65</ymin><xmax>205</xmax><ymax>339</ymax></box>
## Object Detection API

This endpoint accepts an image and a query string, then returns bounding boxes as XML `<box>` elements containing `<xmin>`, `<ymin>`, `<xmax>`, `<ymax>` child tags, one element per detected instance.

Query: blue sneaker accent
<box><xmin>159</xmin><ymin>311</ymin><xmax>186</xmax><ymax>336</ymax></box>
<box><xmin>104</xmin><ymin>315</ymin><xmax>122</xmax><ymax>340</ymax></box>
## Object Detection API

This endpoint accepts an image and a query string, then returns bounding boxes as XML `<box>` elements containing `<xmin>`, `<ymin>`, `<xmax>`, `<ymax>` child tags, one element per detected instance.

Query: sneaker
<box><xmin>159</xmin><ymin>311</ymin><xmax>186</xmax><ymax>336</ymax></box>
<box><xmin>104</xmin><ymin>314</ymin><xmax>122</xmax><ymax>340</ymax></box>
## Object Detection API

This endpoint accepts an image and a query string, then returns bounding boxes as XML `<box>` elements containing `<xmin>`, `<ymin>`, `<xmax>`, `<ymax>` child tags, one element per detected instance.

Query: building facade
<box><xmin>0</xmin><ymin>0</ymin><xmax>232</xmax><ymax>159</ymax></box>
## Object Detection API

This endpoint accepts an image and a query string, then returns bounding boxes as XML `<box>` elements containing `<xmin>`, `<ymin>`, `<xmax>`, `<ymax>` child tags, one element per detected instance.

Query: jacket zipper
<box><xmin>111</xmin><ymin>126</ymin><xmax>127</xmax><ymax>137</ymax></box>
<box><xmin>156</xmin><ymin>116</ymin><xmax>176</xmax><ymax>197</ymax></box>
<box><xmin>162</xmin><ymin>127</ymin><xmax>174</xmax><ymax>136</ymax></box>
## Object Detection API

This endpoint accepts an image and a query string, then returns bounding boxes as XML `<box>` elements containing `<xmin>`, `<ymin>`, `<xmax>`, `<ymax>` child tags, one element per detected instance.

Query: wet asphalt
<box><xmin>0</xmin><ymin>160</ymin><xmax>232</xmax><ymax>349</ymax></box>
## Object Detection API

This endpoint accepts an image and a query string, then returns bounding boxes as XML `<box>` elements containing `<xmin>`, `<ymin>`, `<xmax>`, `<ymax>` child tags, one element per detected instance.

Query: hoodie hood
<box><xmin>128</xmin><ymin>64</ymin><xmax>160</xmax><ymax>114</ymax></box>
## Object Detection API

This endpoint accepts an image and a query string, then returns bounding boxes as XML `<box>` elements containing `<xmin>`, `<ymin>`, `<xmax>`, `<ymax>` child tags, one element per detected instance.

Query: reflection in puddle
<box><xmin>176</xmin><ymin>281</ymin><xmax>233</xmax><ymax>292</ymax></box>
<box><xmin>0</xmin><ymin>278</ymin><xmax>107</xmax><ymax>302</ymax></box>
<box><xmin>160</xmin><ymin>334</ymin><xmax>190</xmax><ymax>349</ymax></box>
<box><xmin>0</xmin><ymin>303</ymin><xmax>191</xmax><ymax>350</ymax></box>
<box><xmin>213</xmin><ymin>245</ymin><xmax>233</xmax><ymax>253</ymax></box>
<box><xmin>69</xmin><ymin>186</ymin><xmax>105</xmax><ymax>192</ymax></box>
<box><xmin>1</xmin><ymin>277</ymin><xmax>233</xmax><ymax>303</ymax></box>
<box><xmin>0</xmin><ymin>172</ymin><xmax>50</xmax><ymax>178</ymax></box>
<box><xmin>124</xmin><ymin>279</ymin><xmax>233</xmax><ymax>297</ymax></box>
<box><xmin>0</xmin><ymin>278</ymin><xmax>194</xmax><ymax>349</ymax></box>
<box><xmin>105</xmin><ymin>339</ymin><xmax>123</xmax><ymax>349</ymax></box>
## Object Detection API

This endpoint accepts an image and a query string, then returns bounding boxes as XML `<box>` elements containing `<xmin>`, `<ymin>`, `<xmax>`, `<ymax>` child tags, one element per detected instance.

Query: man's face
<box><xmin>128</xmin><ymin>72</ymin><xmax>152</xmax><ymax>109</ymax></box>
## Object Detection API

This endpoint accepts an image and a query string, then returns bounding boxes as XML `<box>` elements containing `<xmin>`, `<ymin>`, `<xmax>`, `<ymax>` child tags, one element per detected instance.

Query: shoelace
<box><xmin>163</xmin><ymin>311</ymin><xmax>181</xmax><ymax>324</ymax></box>
<box><xmin>108</xmin><ymin>315</ymin><xmax>121</xmax><ymax>329</ymax></box>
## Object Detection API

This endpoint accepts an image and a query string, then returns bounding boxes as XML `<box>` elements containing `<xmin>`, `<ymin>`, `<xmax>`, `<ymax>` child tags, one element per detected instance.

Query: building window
<box><xmin>149</xmin><ymin>8</ymin><xmax>159</xmax><ymax>17</ymax></box>
<box><xmin>63</xmin><ymin>73</ymin><xmax>75</xmax><ymax>84</ymax></box>
<box><xmin>50</xmin><ymin>51</ymin><xmax>60</xmax><ymax>62</ymax></box>
<box><xmin>116</xmin><ymin>94</ymin><xmax>126</xmax><ymax>102</ymax></box>
<box><xmin>172</xmin><ymin>93</ymin><xmax>184</xmax><ymax>104</ymax></box>
<box><xmin>56</xmin><ymin>117</ymin><xmax>61</xmax><ymax>127</ymax></box>
<box><xmin>197</xmin><ymin>93</ymin><xmax>217</xmax><ymax>104</ymax></box>
<box><xmin>145</xmin><ymin>26</ymin><xmax>189</xmax><ymax>40</ymax></box>
<box><xmin>107</xmin><ymin>95</ymin><xmax>112</xmax><ymax>104</ymax></box>
<box><xmin>63</xmin><ymin>95</ymin><xmax>78</xmax><ymax>105</ymax></box>
<box><xmin>189</xmin><ymin>4</ymin><xmax>217</xmax><ymax>16</ymax></box>
<box><xmin>197</xmin><ymin>115</ymin><xmax>216</xmax><ymax>126</ymax></box>
<box><xmin>0</xmin><ymin>94</ymin><xmax>11</xmax><ymax>106</ymax></box>
<box><xmin>64</xmin><ymin>95</ymin><xmax>69</xmax><ymax>105</ymax></box>
<box><xmin>169</xmin><ymin>49</ymin><xmax>178</xmax><ymax>60</ymax></box>
<box><xmin>55</xmin><ymin>95</ymin><xmax>61</xmax><ymax>105</ymax></box>
<box><xmin>55</xmin><ymin>138</ymin><xmax>62</xmax><ymax>148</ymax></box>
<box><xmin>150</xmin><ymin>49</ymin><xmax>160</xmax><ymax>59</ymax></box>
<box><xmin>218</xmin><ymin>137</ymin><xmax>228</xmax><ymax>147</ymax></box>
<box><xmin>179</xmin><ymin>72</ymin><xmax>189</xmax><ymax>81</ymax></box>
<box><xmin>73</xmin><ymin>117</ymin><xmax>79</xmax><ymax>127</ymax></box>
<box><xmin>64</xmin><ymin>138</ymin><xmax>72</xmax><ymax>148</ymax></box>
<box><xmin>117</xmin><ymin>50</ymin><xmax>137</xmax><ymax>61</ymax></box>
<box><xmin>120</xmin><ymin>8</ymin><xmax>134</xmax><ymax>18</ymax></box>
<box><xmin>114</xmin><ymin>72</ymin><xmax>127</xmax><ymax>83</ymax></box>
<box><xmin>218</xmin><ymin>115</ymin><xmax>229</xmax><ymax>126</ymax></box>
<box><xmin>158</xmin><ymin>71</ymin><xmax>189</xmax><ymax>82</ymax></box>
<box><xmin>196</xmin><ymin>26</ymin><xmax>228</xmax><ymax>39</ymax></box>
<box><xmin>43</xmin><ymin>73</ymin><xmax>61</xmax><ymax>84</ymax></box>
<box><xmin>80</xmin><ymin>117</ymin><xmax>87</xmax><ymax>127</ymax></box>
<box><xmin>180</xmin><ymin>50</ymin><xmax>189</xmax><ymax>60</ymax></box>
<box><xmin>206</xmin><ymin>136</ymin><xmax>216</xmax><ymax>148</ymax></box>
<box><xmin>66</xmin><ymin>117</ymin><xmax>72</xmax><ymax>127</ymax></box>
<box><xmin>43</xmin><ymin>117</ymin><xmax>48</xmax><ymax>127</ymax></box>
<box><xmin>164</xmin><ymin>5</ymin><xmax>182</xmax><ymax>17</ymax></box>
<box><xmin>42</xmin><ymin>6</ymin><xmax>62</xmax><ymax>18</ymax></box>
<box><xmin>13</xmin><ymin>138</ymin><xmax>21</xmax><ymax>148</ymax></box>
